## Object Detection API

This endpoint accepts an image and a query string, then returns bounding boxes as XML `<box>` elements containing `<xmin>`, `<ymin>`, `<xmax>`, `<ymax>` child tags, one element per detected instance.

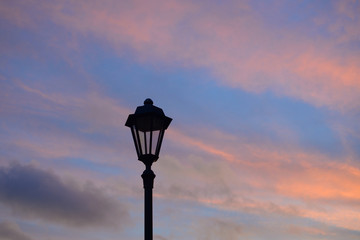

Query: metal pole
<box><xmin>141</xmin><ymin>166</ymin><xmax>155</xmax><ymax>240</ymax></box>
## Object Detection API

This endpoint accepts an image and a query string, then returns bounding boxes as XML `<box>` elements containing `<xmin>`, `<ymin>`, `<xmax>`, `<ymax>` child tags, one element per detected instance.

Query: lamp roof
<box><xmin>125</xmin><ymin>98</ymin><xmax>172</xmax><ymax>131</ymax></box>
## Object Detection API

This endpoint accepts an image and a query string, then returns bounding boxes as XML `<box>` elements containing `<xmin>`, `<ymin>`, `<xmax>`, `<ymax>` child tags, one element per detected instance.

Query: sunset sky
<box><xmin>1</xmin><ymin>0</ymin><xmax>360</xmax><ymax>239</ymax></box>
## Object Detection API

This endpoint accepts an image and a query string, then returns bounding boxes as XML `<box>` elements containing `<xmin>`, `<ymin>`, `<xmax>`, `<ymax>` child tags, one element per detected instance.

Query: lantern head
<box><xmin>125</xmin><ymin>98</ymin><xmax>172</xmax><ymax>166</ymax></box>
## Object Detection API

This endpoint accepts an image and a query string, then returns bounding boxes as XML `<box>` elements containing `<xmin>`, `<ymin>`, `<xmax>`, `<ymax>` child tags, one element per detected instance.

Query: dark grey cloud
<box><xmin>0</xmin><ymin>163</ymin><xmax>130</xmax><ymax>228</ymax></box>
<box><xmin>0</xmin><ymin>221</ymin><xmax>33</xmax><ymax>240</ymax></box>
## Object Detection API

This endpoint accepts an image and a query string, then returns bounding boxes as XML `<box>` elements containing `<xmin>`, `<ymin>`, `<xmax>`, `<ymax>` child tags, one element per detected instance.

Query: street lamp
<box><xmin>125</xmin><ymin>98</ymin><xmax>172</xmax><ymax>240</ymax></box>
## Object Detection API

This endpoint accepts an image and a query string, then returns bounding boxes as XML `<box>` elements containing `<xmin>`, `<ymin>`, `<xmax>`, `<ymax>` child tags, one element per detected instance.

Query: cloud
<box><xmin>2</xmin><ymin>1</ymin><xmax>360</xmax><ymax>112</ymax></box>
<box><xmin>2</xmin><ymin>0</ymin><xmax>355</xmax><ymax>111</ymax></box>
<box><xmin>155</xmin><ymin>127</ymin><xmax>360</xmax><ymax>231</ymax></box>
<box><xmin>154</xmin><ymin>235</ymin><xmax>168</xmax><ymax>240</ymax></box>
<box><xmin>194</xmin><ymin>217</ymin><xmax>242</xmax><ymax>240</ymax></box>
<box><xmin>0</xmin><ymin>163</ymin><xmax>130</xmax><ymax>228</ymax></box>
<box><xmin>286</xmin><ymin>224</ymin><xmax>328</xmax><ymax>236</ymax></box>
<box><xmin>322</xmin><ymin>0</ymin><xmax>360</xmax><ymax>44</ymax></box>
<box><xmin>13</xmin><ymin>80</ymin><xmax>130</xmax><ymax>132</ymax></box>
<box><xmin>1</xmin><ymin>79</ymin><xmax>134</xmax><ymax>164</ymax></box>
<box><xmin>0</xmin><ymin>221</ymin><xmax>33</xmax><ymax>240</ymax></box>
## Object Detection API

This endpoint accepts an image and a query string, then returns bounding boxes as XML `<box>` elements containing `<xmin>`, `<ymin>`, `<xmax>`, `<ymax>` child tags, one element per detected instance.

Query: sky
<box><xmin>0</xmin><ymin>0</ymin><xmax>360</xmax><ymax>239</ymax></box>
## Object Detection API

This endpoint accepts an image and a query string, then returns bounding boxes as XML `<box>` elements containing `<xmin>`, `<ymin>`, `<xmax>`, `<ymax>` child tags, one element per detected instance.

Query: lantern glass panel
<box><xmin>139</xmin><ymin>130</ymin><xmax>146</xmax><ymax>154</ymax></box>
<box><xmin>131</xmin><ymin>125</ymin><xmax>141</xmax><ymax>157</ymax></box>
<box><xmin>151</xmin><ymin>130</ymin><xmax>160</xmax><ymax>155</ymax></box>
<box><xmin>155</xmin><ymin>129</ymin><xmax>165</xmax><ymax>156</ymax></box>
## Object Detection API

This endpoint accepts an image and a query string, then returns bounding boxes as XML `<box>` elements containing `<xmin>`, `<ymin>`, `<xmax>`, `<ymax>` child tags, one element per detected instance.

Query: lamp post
<box><xmin>125</xmin><ymin>98</ymin><xmax>172</xmax><ymax>240</ymax></box>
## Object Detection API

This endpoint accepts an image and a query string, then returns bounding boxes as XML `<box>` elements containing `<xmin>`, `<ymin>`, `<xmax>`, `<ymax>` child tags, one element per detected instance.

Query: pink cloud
<box><xmin>167</xmin><ymin>129</ymin><xmax>236</xmax><ymax>162</ymax></box>
<box><xmin>2</xmin><ymin>1</ymin><xmax>359</xmax><ymax>110</ymax></box>
<box><xmin>155</xmin><ymin>126</ymin><xmax>360</xmax><ymax>230</ymax></box>
<box><xmin>286</xmin><ymin>225</ymin><xmax>329</xmax><ymax>236</ymax></box>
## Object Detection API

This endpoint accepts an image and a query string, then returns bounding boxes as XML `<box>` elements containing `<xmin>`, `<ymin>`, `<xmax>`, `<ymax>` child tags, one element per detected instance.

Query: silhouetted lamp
<box><xmin>125</xmin><ymin>98</ymin><xmax>172</xmax><ymax>240</ymax></box>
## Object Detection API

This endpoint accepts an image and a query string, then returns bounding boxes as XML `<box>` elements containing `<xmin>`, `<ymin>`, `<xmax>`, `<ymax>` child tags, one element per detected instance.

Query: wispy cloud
<box><xmin>3</xmin><ymin>0</ymin><xmax>358</xmax><ymax>111</ymax></box>
<box><xmin>194</xmin><ymin>217</ymin><xmax>243</xmax><ymax>240</ymax></box>
<box><xmin>156</xmin><ymin>128</ymin><xmax>360</xmax><ymax>230</ymax></box>
<box><xmin>0</xmin><ymin>221</ymin><xmax>33</xmax><ymax>240</ymax></box>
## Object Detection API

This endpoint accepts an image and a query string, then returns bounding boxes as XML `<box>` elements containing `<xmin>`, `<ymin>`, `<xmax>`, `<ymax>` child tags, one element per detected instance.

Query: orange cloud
<box><xmin>160</xmin><ymin>127</ymin><xmax>360</xmax><ymax>230</ymax></box>
<box><xmin>276</xmin><ymin>162</ymin><xmax>360</xmax><ymax>202</ymax></box>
